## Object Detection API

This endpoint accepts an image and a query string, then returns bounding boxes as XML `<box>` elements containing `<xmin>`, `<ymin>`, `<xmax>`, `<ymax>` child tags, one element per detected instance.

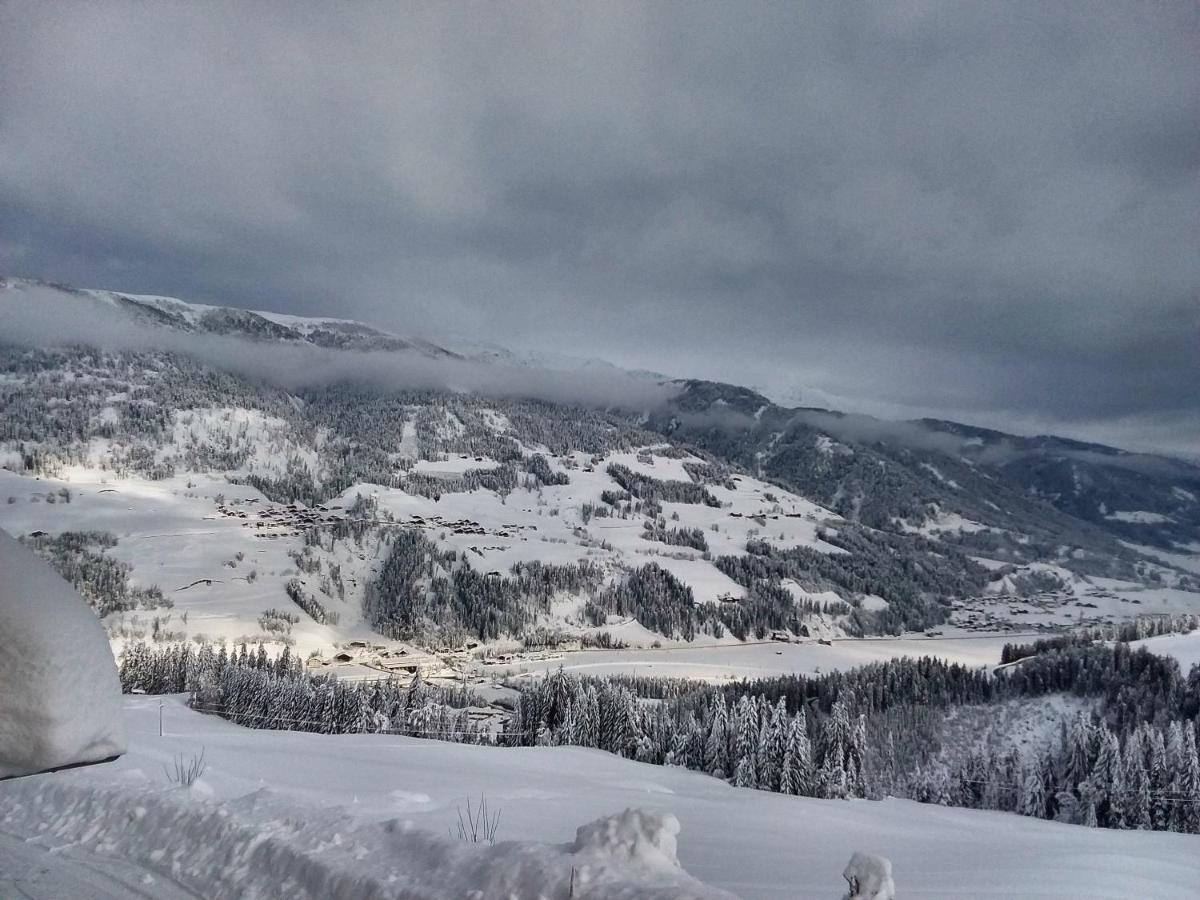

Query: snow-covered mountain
<box><xmin>3</xmin><ymin>276</ymin><xmax>461</xmax><ymax>357</ymax></box>
<box><xmin>3</xmin><ymin>275</ymin><xmax>1200</xmax><ymax>894</ymax></box>
<box><xmin>444</xmin><ymin>336</ymin><xmax>667</xmax><ymax>382</ymax></box>
<box><xmin>2</xmin><ymin>275</ymin><xmax>1198</xmax><ymax>663</ymax></box>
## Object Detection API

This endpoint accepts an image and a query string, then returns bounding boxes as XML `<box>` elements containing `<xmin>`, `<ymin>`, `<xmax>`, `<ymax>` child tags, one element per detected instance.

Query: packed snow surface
<box><xmin>2</xmin><ymin>696</ymin><xmax>1198</xmax><ymax>899</ymax></box>
<box><xmin>0</xmin><ymin>528</ymin><xmax>125</xmax><ymax>777</ymax></box>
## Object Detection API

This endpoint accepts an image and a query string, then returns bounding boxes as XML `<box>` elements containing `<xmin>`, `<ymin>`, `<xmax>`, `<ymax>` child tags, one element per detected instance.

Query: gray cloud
<box><xmin>1</xmin><ymin>1</ymin><xmax>1197</xmax><ymax>454</ymax></box>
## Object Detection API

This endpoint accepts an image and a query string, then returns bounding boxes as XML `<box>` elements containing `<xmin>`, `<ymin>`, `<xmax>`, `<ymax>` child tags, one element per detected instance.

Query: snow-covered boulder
<box><xmin>843</xmin><ymin>851</ymin><xmax>895</xmax><ymax>899</ymax></box>
<box><xmin>0</xmin><ymin>528</ymin><xmax>126</xmax><ymax>777</ymax></box>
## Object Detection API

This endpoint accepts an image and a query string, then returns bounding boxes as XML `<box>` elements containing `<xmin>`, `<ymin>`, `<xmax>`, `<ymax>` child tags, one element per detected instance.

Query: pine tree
<box><xmin>1176</xmin><ymin>728</ymin><xmax>1200</xmax><ymax>834</ymax></box>
<box><xmin>733</xmin><ymin>754</ymin><xmax>758</xmax><ymax>789</ymax></box>
<box><xmin>1090</xmin><ymin>728</ymin><xmax>1123</xmax><ymax>827</ymax></box>
<box><xmin>705</xmin><ymin>694</ymin><xmax>729</xmax><ymax>779</ymax></box>
<box><xmin>1064</xmin><ymin>714</ymin><xmax>1094</xmax><ymax>790</ymax></box>
<box><xmin>1122</xmin><ymin>737</ymin><xmax>1152</xmax><ymax>830</ymax></box>
<box><xmin>757</xmin><ymin>697</ymin><xmax>788</xmax><ymax>792</ymax></box>
<box><xmin>666</xmin><ymin>721</ymin><xmax>690</xmax><ymax>767</ymax></box>
<box><xmin>1018</xmin><ymin>763</ymin><xmax>1046</xmax><ymax>818</ymax></box>
<box><xmin>1147</xmin><ymin>725</ymin><xmax>1170</xmax><ymax>830</ymax></box>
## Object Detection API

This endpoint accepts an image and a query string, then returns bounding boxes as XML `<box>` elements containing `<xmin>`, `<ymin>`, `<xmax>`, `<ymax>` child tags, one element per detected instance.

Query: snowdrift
<box><xmin>0</xmin><ymin>777</ymin><xmax>732</xmax><ymax>899</ymax></box>
<box><xmin>0</xmin><ymin>528</ymin><xmax>126</xmax><ymax>777</ymax></box>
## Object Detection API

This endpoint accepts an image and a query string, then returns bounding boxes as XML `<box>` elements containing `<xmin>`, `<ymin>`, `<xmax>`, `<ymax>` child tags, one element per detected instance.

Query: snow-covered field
<box><xmin>1133</xmin><ymin>629</ymin><xmax>1200</xmax><ymax>672</ymax></box>
<box><xmin>486</xmin><ymin>634</ymin><xmax>1018</xmax><ymax>682</ymax></box>
<box><xmin>0</xmin><ymin>447</ymin><xmax>847</xmax><ymax>661</ymax></box>
<box><xmin>2</xmin><ymin>696</ymin><xmax>1198</xmax><ymax>899</ymax></box>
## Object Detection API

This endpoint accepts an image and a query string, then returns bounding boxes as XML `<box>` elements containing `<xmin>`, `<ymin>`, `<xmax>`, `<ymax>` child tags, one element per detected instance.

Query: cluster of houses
<box><xmin>309</xmin><ymin>639</ymin><xmax>462</xmax><ymax>679</ymax></box>
<box><xmin>949</xmin><ymin>588</ymin><xmax>1130</xmax><ymax>633</ymax></box>
<box><xmin>215</xmin><ymin>498</ymin><xmax>348</xmax><ymax>538</ymax></box>
<box><xmin>215</xmin><ymin>498</ymin><xmax>537</xmax><ymax>543</ymax></box>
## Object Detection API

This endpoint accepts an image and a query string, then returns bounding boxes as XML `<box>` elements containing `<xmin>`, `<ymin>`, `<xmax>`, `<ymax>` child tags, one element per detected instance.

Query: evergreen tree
<box><xmin>706</xmin><ymin>695</ymin><xmax>730</xmax><ymax>779</ymax></box>
<box><xmin>1122</xmin><ymin>738</ymin><xmax>1152</xmax><ymax>830</ymax></box>
<box><xmin>1017</xmin><ymin>763</ymin><xmax>1045</xmax><ymax>818</ymax></box>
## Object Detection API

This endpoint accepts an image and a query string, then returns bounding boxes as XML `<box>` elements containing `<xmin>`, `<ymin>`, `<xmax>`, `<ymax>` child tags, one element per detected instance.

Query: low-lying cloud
<box><xmin>1</xmin><ymin>284</ymin><xmax>680</xmax><ymax>412</ymax></box>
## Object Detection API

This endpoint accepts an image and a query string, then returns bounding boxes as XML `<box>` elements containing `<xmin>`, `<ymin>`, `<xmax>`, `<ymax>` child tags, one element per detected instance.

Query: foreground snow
<box><xmin>3</xmin><ymin>697</ymin><xmax>1198</xmax><ymax>898</ymax></box>
<box><xmin>0</xmin><ymin>528</ymin><xmax>125</xmax><ymax>777</ymax></box>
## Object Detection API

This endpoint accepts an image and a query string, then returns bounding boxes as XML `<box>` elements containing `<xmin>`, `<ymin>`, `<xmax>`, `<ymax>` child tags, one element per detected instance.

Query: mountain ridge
<box><xmin>4</xmin><ymin>275</ymin><xmax>1198</xmax><ymax>562</ymax></box>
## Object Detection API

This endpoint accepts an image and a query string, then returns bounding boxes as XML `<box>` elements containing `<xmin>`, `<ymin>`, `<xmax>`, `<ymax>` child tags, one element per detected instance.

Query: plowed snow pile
<box><xmin>0</xmin><ymin>528</ymin><xmax>125</xmax><ymax>777</ymax></box>
<box><xmin>0</xmin><ymin>778</ymin><xmax>727</xmax><ymax>899</ymax></box>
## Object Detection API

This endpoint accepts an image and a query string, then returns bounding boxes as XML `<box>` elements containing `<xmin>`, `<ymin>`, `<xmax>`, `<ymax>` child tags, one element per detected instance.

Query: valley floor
<box><xmin>2</xmin><ymin>696</ymin><xmax>1198</xmax><ymax>899</ymax></box>
<box><xmin>486</xmin><ymin>633</ymin><xmax>1018</xmax><ymax>683</ymax></box>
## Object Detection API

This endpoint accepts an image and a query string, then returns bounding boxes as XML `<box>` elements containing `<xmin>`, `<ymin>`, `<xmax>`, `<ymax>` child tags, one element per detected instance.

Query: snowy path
<box><xmin>0</xmin><ymin>831</ymin><xmax>199</xmax><ymax>900</ymax></box>
<box><xmin>2</xmin><ymin>696</ymin><xmax>1198</xmax><ymax>898</ymax></box>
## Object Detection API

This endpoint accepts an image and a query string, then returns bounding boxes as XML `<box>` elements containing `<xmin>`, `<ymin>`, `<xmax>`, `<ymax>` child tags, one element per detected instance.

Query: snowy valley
<box><xmin>2</xmin><ymin>278</ymin><xmax>1200</xmax><ymax>897</ymax></box>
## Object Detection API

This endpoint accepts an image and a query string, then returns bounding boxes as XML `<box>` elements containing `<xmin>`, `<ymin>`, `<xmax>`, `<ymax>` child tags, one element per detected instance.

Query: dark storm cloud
<box><xmin>1</xmin><ymin>1</ymin><xmax>1197</xmax><ymax>454</ymax></box>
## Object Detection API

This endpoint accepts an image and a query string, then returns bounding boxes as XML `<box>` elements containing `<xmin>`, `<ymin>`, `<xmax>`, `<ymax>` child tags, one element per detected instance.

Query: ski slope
<box><xmin>2</xmin><ymin>696</ymin><xmax>1197</xmax><ymax>899</ymax></box>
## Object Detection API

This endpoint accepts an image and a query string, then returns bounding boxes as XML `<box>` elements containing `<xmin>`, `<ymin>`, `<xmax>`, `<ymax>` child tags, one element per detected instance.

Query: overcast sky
<box><xmin>1</xmin><ymin>2</ymin><xmax>1197</xmax><ymax>455</ymax></box>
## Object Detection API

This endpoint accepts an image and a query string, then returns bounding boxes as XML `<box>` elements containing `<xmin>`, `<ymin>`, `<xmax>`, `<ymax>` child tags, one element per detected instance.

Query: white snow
<box><xmin>3</xmin><ymin>695</ymin><xmax>1198</xmax><ymax>899</ymax></box>
<box><xmin>914</xmin><ymin>507</ymin><xmax>988</xmax><ymax>536</ymax></box>
<box><xmin>1120</xmin><ymin>541</ymin><xmax>1200</xmax><ymax>576</ymax></box>
<box><xmin>919</xmin><ymin>462</ymin><xmax>959</xmax><ymax>490</ymax></box>
<box><xmin>1105</xmin><ymin>510</ymin><xmax>1173</xmax><ymax>524</ymax></box>
<box><xmin>842</xmin><ymin>851</ymin><xmax>894</xmax><ymax>900</ymax></box>
<box><xmin>1132</xmin><ymin>630</ymin><xmax>1200</xmax><ymax>672</ymax></box>
<box><xmin>490</xmin><ymin>634</ymin><xmax>1018</xmax><ymax>682</ymax></box>
<box><xmin>412</xmin><ymin>456</ymin><xmax>500</xmax><ymax>476</ymax></box>
<box><xmin>0</xmin><ymin>528</ymin><xmax>126</xmax><ymax>777</ymax></box>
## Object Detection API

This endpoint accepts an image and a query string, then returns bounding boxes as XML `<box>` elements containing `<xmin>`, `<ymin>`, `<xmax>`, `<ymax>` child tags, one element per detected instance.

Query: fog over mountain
<box><xmin>0</xmin><ymin>280</ymin><xmax>678</xmax><ymax>411</ymax></box>
<box><xmin>2</xmin><ymin>2</ymin><xmax>1197</xmax><ymax>455</ymax></box>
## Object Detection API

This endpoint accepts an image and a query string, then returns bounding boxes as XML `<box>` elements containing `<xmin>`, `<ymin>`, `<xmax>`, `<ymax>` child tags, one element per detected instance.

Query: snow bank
<box><xmin>0</xmin><ymin>528</ymin><xmax>125</xmax><ymax>777</ymax></box>
<box><xmin>842</xmin><ymin>851</ymin><xmax>895</xmax><ymax>899</ymax></box>
<box><xmin>572</xmin><ymin>807</ymin><xmax>682</xmax><ymax>879</ymax></box>
<box><xmin>0</xmin><ymin>776</ymin><xmax>731</xmax><ymax>899</ymax></box>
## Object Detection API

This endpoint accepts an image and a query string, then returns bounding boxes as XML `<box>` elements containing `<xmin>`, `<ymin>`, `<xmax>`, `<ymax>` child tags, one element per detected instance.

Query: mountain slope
<box><xmin>2</xmin><ymin>276</ymin><xmax>1198</xmax><ymax>659</ymax></box>
<box><xmin>3</xmin><ymin>276</ymin><xmax>461</xmax><ymax>357</ymax></box>
<box><xmin>657</xmin><ymin>380</ymin><xmax>1200</xmax><ymax>570</ymax></box>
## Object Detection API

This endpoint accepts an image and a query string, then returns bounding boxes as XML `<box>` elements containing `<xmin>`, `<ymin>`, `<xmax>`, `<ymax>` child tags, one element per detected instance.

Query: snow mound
<box><xmin>0</xmin><ymin>528</ymin><xmax>126</xmax><ymax>777</ymax></box>
<box><xmin>572</xmin><ymin>807</ymin><xmax>682</xmax><ymax>877</ymax></box>
<box><xmin>0</xmin><ymin>775</ymin><xmax>731</xmax><ymax>899</ymax></box>
<box><xmin>842</xmin><ymin>851</ymin><xmax>895</xmax><ymax>900</ymax></box>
